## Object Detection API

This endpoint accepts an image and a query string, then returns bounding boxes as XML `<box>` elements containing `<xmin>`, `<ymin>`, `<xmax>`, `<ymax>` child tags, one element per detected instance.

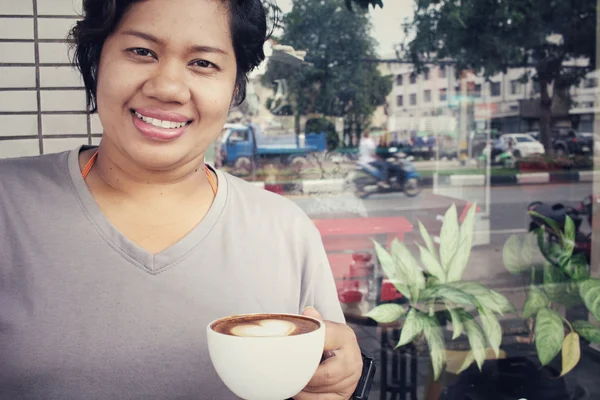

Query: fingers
<box><xmin>302</xmin><ymin>353</ymin><xmax>363</xmax><ymax>393</ymax></box>
<box><xmin>302</xmin><ymin>306</ymin><xmax>323</xmax><ymax>321</ymax></box>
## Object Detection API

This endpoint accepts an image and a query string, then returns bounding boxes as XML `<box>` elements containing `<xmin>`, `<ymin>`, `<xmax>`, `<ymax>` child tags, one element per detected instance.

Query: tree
<box><xmin>404</xmin><ymin>0</ymin><xmax>596</xmax><ymax>154</ymax></box>
<box><xmin>345</xmin><ymin>0</ymin><xmax>384</xmax><ymax>10</ymax></box>
<box><xmin>261</xmin><ymin>0</ymin><xmax>392</xmax><ymax>146</ymax></box>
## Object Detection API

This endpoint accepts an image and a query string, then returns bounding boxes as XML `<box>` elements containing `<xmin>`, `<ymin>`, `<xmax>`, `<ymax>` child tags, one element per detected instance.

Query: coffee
<box><xmin>211</xmin><ymin>314</ymin><xmax>320</xmax><ymax>337</ymax></box>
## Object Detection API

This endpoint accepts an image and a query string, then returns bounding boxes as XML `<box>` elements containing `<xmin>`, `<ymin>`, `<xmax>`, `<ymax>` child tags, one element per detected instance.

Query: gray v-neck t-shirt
<box><xmin>0</xmin><ymin>147</ymin><xmax>344</xmax><ymax>399</ymax></box>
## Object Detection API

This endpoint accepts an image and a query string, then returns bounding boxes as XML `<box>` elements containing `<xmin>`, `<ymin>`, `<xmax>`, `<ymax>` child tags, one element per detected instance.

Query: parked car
<box><xmin>528</xmin><ymin>129</ymin><xmax>593</xmax><ymax>156</ymax></box>
<box><xmin>500</xmin><ymin>133</ymin><xmax>545</xmax><ymax>158</ymax></box>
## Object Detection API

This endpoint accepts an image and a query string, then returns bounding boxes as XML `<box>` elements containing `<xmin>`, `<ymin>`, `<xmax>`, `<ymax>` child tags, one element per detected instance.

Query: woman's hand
<box><xmin>293</xmin><ymin>307</ymin><xmax>363</xmax><ymax>400</ymax></box>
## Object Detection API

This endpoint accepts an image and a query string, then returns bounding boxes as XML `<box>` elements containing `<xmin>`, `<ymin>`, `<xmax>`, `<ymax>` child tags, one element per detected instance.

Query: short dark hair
<box><xmin>69</xmin><ymin>0</ymin><xmax>269</xmax><ymax>112</ymax></box>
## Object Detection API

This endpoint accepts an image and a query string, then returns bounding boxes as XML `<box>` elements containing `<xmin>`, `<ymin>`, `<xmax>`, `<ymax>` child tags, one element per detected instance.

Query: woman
<box><xmin>0</xmin><ymin>0</ymin><xmax>362</xmax><ymax>398</ymax></box>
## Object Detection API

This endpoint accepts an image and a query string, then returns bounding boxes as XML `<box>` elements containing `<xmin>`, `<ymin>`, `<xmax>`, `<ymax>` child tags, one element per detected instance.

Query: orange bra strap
<box><xmin>81</xmin><ymin>151</ymin><xmax>98</xmax><ymax>180</ymax></box>
<box><xmin>205</xmin><ymin>165</ymin><xmax>218</xmax><ymax>195</ymax></box>
<box><xmin>82</xmin><ymin>150</ymin><xmax>217</xmax><ymax>196</ymax></box>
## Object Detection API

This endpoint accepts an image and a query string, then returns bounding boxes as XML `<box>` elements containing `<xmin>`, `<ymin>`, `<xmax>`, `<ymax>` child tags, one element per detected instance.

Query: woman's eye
<box><xmin>191</xmin><ymin>59</ymin><xmax>215</xmax><ymax>69</ymax></box>
<box><xmin>129</xmin><ymin>48</ymin><xmax>154</xmax><ymax>58</ymax></box>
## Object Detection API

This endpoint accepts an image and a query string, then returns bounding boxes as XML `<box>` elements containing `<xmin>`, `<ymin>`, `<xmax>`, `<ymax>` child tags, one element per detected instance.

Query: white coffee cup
<box><xmin>206</xmin><ymin>313</ymin><xmax>326</xmax><ymax>400</ymax></box>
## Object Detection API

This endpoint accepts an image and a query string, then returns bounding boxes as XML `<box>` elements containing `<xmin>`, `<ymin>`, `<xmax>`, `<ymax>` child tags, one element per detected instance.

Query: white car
<box><xmin>500</xmin><ymin>133</ymin><xmax>545</xmax><ymax>158</ymax></box>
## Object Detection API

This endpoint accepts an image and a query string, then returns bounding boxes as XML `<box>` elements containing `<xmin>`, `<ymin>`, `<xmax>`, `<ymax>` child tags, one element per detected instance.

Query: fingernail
<box><xmin>302</xmin><ymin>306</ymin><xmax>315</xmax><ymax>312</ymax></box>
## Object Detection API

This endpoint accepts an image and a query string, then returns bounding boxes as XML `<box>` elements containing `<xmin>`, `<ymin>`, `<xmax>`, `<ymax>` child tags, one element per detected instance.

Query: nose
<box><xmin>142</xmin><ymin>60</ymin><xmax>191</xmax><ymax>105</ymax></box>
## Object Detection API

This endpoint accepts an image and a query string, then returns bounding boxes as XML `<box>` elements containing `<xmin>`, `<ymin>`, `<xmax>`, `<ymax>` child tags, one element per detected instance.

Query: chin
<box><xmin>126</xmin><ymin>143</ymin><xmax>204</xmax><ymax>170</ymax></box>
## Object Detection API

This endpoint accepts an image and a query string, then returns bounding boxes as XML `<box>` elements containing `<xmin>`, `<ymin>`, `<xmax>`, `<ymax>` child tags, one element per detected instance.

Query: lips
<box><xmin>130</xmin><ymin>108</ymin><xmax>192</xmax><ymax>142</ymax></box>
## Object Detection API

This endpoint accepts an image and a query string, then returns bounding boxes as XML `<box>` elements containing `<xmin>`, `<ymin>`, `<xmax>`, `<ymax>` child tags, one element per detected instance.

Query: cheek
<box><xmin>96</xmin><ymin>59</ymin><xmax>140</xmax><ymax>114</ymax></box>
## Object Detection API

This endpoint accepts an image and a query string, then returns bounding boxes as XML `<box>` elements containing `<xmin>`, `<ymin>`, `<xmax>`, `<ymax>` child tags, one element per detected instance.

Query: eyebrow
<box><xmin>121</xmin><ymin>30</ymin><xmax>229</xmax><ymax>55</ymax></box>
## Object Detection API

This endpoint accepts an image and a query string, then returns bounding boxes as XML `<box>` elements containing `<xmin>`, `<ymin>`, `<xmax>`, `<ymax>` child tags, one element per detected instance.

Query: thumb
<box><xmin>302</xmin><ymin>306</ymin><xmax>323</xmax><ymax>321</ymax></box>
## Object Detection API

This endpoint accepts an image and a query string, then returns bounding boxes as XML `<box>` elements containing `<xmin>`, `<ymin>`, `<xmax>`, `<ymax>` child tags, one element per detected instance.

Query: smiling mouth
<box><xmin>131</xmin><ymin>110</ymin><xmax>192</xmax><ymax>129</ymax></box>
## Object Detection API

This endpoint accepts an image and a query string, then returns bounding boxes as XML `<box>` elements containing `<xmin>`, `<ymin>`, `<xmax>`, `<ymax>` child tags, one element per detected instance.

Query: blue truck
<box><xmin>215</xmin><ymin>123</ymin><xmax>327</xmax><ymax>174</ymax></box>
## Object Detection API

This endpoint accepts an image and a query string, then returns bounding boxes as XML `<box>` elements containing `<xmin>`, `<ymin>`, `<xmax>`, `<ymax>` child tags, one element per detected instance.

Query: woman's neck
<box><xmin>82</xmin><ymin>141</ymin><xmax>212</xmax><ymax>203</ymax></box>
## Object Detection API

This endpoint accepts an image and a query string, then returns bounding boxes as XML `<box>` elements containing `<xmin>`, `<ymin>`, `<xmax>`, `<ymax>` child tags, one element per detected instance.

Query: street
<box><xmin>291</xmin><ymin>182</ymin><xmax>593</xmax><ymax>246</ymax></box>
<box><xmin>291</xmin><ymin>181</ymin><xmax>594</xmax><ymax>304</ymax></box>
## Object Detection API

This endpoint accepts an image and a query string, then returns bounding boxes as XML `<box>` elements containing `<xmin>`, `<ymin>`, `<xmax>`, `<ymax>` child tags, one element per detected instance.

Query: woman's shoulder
<box><xmin>220</xmin><ymin>170</ymin><xmax>315</xmax><ymax>227</ymax></box>
<box><xmin>0</xmin><ymin>151</ymin><xmax>70</xmax><ymax>191</ymax></box>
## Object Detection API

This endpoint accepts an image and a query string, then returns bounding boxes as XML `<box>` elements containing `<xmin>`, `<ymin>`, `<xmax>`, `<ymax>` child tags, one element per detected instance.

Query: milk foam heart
<box><xmin>230</xmin><ymin>319</ymin><xmax>296</xmax><ymax>337</ymax></box>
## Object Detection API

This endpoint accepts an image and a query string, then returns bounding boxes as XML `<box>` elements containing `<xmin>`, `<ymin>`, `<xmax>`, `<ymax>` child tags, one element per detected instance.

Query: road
<box><xmin>291</xmin><ymin>182</ymin><xmax>593</xmax><ymax>246</ymax></box>
<box><xmin>290</xmin><ymin>182</ymin><xmax>593</xmax><ymax>294</ymax></box>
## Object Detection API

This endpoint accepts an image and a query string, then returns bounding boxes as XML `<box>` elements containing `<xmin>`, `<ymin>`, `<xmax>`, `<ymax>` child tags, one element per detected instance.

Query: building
<box><xmin>384</xmin><ymin>57</ymin><xmax>599</xmax><ymax>141</ymax></box>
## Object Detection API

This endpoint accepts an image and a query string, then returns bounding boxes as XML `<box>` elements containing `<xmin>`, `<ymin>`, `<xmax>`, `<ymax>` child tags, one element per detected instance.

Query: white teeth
<box><xmin>134</xmin><ymin>111</ymin><xmax>187</xmax><ymax>129</ymax></box>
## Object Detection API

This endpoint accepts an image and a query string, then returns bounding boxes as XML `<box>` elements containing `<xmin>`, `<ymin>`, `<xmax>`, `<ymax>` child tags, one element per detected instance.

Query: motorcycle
<box><xmin>346</xmin><ymin>148</ymin><xmax>421</xmax><ymax>199</ymax></box>
<box><xmin>477</xmin><ymin>140</ymin><xmax>516</xmax><ymax>168</ymax></box>
<box><xmin>527</xmin><ymin>195</ymin><xmax>593</xmax><ymax>263</ymax></box>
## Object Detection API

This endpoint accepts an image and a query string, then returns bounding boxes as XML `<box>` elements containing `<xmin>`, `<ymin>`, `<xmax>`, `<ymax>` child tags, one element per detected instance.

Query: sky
<box><xmin>275</xmin><ymin>0</ymin><xmax>414</xmax><ymax>57</ymax></box>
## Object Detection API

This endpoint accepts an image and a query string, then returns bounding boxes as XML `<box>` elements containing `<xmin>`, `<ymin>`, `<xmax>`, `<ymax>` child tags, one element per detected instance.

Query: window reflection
<box><xmin>0</xmin><ymin>0</ymin><xmax>598</xmax><ymax>398</ymax></box>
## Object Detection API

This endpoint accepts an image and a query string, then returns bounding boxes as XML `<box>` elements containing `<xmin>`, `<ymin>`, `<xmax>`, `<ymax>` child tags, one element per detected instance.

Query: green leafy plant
<box><xmin>366</xmin><ymin>204</ymin><xmax>514</xmax><ymax>380</ymax></box>
<box><xmin>503</xmin><ymin>211</ymin><xmax>600</xmax><ymax>376</ymax></box>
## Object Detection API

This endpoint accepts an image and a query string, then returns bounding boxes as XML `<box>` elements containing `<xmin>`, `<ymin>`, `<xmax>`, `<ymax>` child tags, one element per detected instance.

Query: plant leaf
<box><xmin>579</xmin><ymin>279</ymin><xmax>600</xmax><ymax>321</ymax></box>
<box><xmin>522</xmin><ymin>285</ymin><xmax>549</xmax><ymax>319</ymax></box>
<box><xmin>566</xmin><ymin>253</ymin><xmax>590</xmax><ymax>281</ymax></box>
<box><xmin>446</xmin><ymin>237</ymin><xmax>471</xmax><ymax>283</ymax></box>
<box><xmin>479</xmin><ymin>307</ymin><xmax>502</xmax><ymax>358</ymax></box>
<box><xmin>459</xmin><ymin>311</ymin><xmax>487</xmax><ymax>370</ymax></box>
<box><xmin>456</xmin><ymin>351</ymin><xmax>475</xmax><ymax>374</ymax></box>
<box><xmin>542</xmin><ymin>262</ymin><xmax>583</xmax><ymax>308</ymax></box>
<box><xmin>418</xmin><ymin>245</ymin><xmax>446</xmax><ymax>283</ymax></box>
<box><xmin>489</xmin><ymin>289</ymin><xmax>517</xmax><ymax>315</ymax></box>
<box><xmin>445</xmin><ymin>203</ymin><xmax>476</xmax><ymax>282</ymax></box>
<box><xmin>562</xmin><ymin>216</ymin><xmax>575</xmax><ymax>258</ymax></box>
<box><xmin>390</xmin><ymin>238</ymin><xmax>426</xmax><ymax>298</ymax></box>
<box><xmin>373</xmin><ymin>240</ymin><xmax>396</xmax><ymax>281</ymax></box>
<box><xmin>535</xmin><ymin>308</ymin><xmax>564</xmax><ymax>366</ymax></box>
<box><xmin>373</xmin><ymin>240</ymin><xmax>412</xmax><ymax>300</ymax></box>
<box><xmin>440</xmin><ymin>204</ymin><xmax>459</xmax><ymax>270</ymax></box>
<box><xmin>529</xmin><ymin>210</ymin><xmax>562</xmax><ymax>238</ymax></box>
<box><xmin>524</xmin><ymin>230</ymin><xmax>539</xmax><ymax>262</ymax></box>
<box><xmin>560</xmin><ymin>332</ymin><xmax>580</xmax><ymax>377</ymax></box>
<box><xmin>503</xmin><ymin>235</ymin><xmax>529</xmax><ymax>274</ymax></box>
<box><xmin>419</xmin><ymin>220</ymin><xmax>437</xmax><ymax>259</ymax></box>
<box><xmin>543</xmin><ymin>262</ymin><xmax>567</xmax><ymax>302</ymax></box>
<box><xmin>419</xmin><ymin>284</ymin><xmax>476</xmax><ymax>307</ymax></box>
<box><xmin>397</xmin><ymin>308</ymin><xmax>425</xmax><ymax>348</ymax></box>
<box><xmin>365</xmin><ymin>304</ymin><xmax>407</xmax><ymax>324</ymax></box>
<box><xmin>422</xmin><ymin>316</ymin><xmax>446</xmax><ymax>381</ymax></box>
<box><xmin>572</xmin><ymin>320</ymin><xmax>600</xmax><ymax>343</ymax></box>
<box><xmin>446</xmin><ymin>303</ymin><xmax>464</xmax><ymax>339</ymax></box>
<box><xmin>448</xmin><ymin>282</ymin><xmax>515</xmax><ymax>315</ymax></box>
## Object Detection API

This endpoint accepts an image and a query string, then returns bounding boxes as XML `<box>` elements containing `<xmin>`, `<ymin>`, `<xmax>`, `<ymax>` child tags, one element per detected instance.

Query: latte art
<box><xmin>230</xmin><ymin>319</ymin><xmax>297</xmax><ymax>337</ymax></box>
<box><xmin>211</xmin><ymin>314</ymin><xmax>320</xmax><ymax>337</ymax></box>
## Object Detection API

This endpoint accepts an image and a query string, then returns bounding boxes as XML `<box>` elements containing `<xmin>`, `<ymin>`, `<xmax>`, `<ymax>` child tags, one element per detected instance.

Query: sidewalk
<box><xmin>250</xmin><ymin>170</ymin><xmax>597</xmax><ymax>197</ymax></box>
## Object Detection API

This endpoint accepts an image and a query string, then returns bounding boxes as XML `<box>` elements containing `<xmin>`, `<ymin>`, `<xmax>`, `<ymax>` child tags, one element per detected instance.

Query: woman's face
<box><xmin>96</xmin><ymin>0</ymin><xmax>237</xmax><ymax>170</ymax></box>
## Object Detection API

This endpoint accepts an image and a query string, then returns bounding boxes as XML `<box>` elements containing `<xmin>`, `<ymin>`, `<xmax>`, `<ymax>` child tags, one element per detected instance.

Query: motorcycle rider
<box><xmin>359</xmin><ymin>129</ymin><xmax>390</xmax><ymax>188</ymax></box>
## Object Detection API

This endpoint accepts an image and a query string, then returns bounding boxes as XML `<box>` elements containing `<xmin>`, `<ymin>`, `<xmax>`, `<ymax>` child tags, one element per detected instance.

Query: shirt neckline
<box><xmin>67</xmin><ymin>145</ymin><xmax>228</xmax><ymax>274</ymax></box>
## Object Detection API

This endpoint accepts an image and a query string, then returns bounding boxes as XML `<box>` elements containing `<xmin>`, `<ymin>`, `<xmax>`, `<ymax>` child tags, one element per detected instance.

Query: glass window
<box><xmin>396</xmin><ymin>74</ymin><xmax>403</xmax><ymax>86</ymax></box>
<box><xmin>1</xmin><ymin>1</ymin><xmax>598</xmax><ymax>400</ymax></box>
<box><xmin>439</xmin><ymin>88</ymin><xmax>447</xmax><ymax>101</ymax></box>
<box><xmin>491</xmin><ymin>81</ymin><xmax>501</xmax><ymax>96</ymax></box>
<box><xmin>424</xmin><ymin>90</ymin><xmax>431</xmax><ymax>102</ymax></box>
<box><xmin>396</xmin><ymin>95</ymin><xmax>403</xmax><ymax>107</ymax></box>
<box><xmin>510</xmin><ymin>79</ymin><xmax>522</xmax><ymax>94</ymax></box>
<box><xmin>410</xmin><ymin>93</ymin><xmax>417</xmax><ymax>105</ymax></box>
<box><xmin>584</xmin><ymin>77</ymin><xmax>598</xmax><ymax>88</ymax></box>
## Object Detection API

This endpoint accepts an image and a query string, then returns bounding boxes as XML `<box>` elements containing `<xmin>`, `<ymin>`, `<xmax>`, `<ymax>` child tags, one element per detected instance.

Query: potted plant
<box><xmin>503</xmin><ymin>211</ymin><xmax>600</xmax><ymax>377</ymax></box>
<box><xmin>365</xmin><ymin>203</ymin><xmax>514</xmax><ymax>381</ymax></box>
